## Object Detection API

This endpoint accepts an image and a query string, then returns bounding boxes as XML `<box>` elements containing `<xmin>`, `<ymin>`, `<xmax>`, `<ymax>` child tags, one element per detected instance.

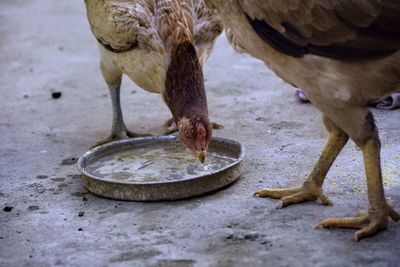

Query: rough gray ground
<box><xmin>1</xmin><ymin>1</ymin><xmax>400</xmax><ymax>266</ymax></box>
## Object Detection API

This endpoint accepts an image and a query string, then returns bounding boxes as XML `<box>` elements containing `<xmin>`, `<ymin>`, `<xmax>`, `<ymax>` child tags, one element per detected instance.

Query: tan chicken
<box><xmin>207</xmin><ymin>0</ymin><xmax>400</xmax><ymax>240</ymax></box>
<box><xmin>84</xmin><ymin>0</ymin><xmax>223</xmax><ymax>161</ymax></box>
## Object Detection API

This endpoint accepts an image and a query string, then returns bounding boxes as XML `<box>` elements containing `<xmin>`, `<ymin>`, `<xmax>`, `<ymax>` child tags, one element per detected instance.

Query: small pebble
<box><xmin>52</xmin><ymin>92</ymin><xmax>62</xmax><ymax>99</ymax></box>
<box><xmin>78</xmin><ymin>228</ymin><xmax>83</xmax><ymax>231</ymax></box>
<box><xmin>3</xmin><ymin>206</ymin><xmax>13</xmax><ymax>212</ymax></box>
<box><xmin>78</xmin><ymin>211</ymin><xmax>84</xmax><ymax>217</ymax></box>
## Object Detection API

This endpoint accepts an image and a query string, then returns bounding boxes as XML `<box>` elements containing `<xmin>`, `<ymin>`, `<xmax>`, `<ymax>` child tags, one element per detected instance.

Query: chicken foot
<box><xmin>92</xmin><ymin>84</ymin><xmax>151</xmax><ymax>148</ymax></box>
<box><xmin>254</xmin><ymin>116</ymin><xmax>349</xmax><ymax>208</ymax></box>
<box><xmin>162</xmin><ymin>117</ymin><xmax>224</xmax><ymax>135</ymax></box>
<box><xmin>315</xmin><ymin>136</ymin><xmax>400</xmax><ymax>241</ymax></box>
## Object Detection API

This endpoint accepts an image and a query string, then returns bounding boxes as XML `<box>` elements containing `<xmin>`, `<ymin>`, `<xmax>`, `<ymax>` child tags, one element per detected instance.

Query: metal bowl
<box><xmin>77</xmin><ymin>135</ymin><xmax>244</xmax><ymax>201</ymax></box>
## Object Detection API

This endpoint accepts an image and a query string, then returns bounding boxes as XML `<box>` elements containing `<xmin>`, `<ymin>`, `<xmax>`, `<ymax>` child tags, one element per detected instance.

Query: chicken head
<box><xmin>177</xmin><ymin>117</ymin><xmax>212</xmax><ymax>163</ymax></box>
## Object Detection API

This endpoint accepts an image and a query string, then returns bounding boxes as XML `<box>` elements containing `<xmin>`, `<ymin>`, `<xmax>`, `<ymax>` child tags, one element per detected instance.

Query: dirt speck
<box><xmin>28</xmin><ymin>205</ymin><xmax>40</xmax><ymax>211</ymax></box>
<box><xmin>36</xmin><ymin>175</ymin><xmax>48</xmax><ymax>179</ymax></box>
<box><xmin>61</xmin><ymin>158</ymin><xmax>78</xmax><ymax>165</ymax></box>
<box><xmin>78</xmin><ymin>211</ymin><xmax>84</xmax><ymax>217</ymax></box>
<box><xmin>225</xmin><ymin>232</ymin><xmax>262</xmax><ymax>242</ymax></box>
<box><xmin>255</xmin><ymin>117</ymin><xmax>267</xmax><ymax>122</ymax></box>
<box><xmin>52</xmin><ymin>92</ymin><xmax>62</xmax><ymax>99</ymax></box>
<box><xmin>71</xmin><ymin>191</ymin><xmax>89</xmax><ymax>197</ymax></box>
<box><xmin>155</xmin><ymin>259</ymin><xmax>196</xmax><ymax>266</ymax></box>
<box><xmin>3</xmin><ymin>206</ymin><xmax>13</xmax><ymax>212</ymax></box>
<box><xmin>78</xmin><ymin>228</ymin><xmax>83</xmax><ymax>231</ymax></box>
<box><xmin>57</xmin><ymin>183</ymin><xmax>69</xmax><ymax>188</ymax></box>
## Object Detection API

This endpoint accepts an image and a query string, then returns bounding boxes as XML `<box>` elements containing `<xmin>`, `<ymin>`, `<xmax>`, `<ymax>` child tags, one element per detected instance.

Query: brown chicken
<box><xmin>84</xmin><ymin>0</ymin><xmax>223</xmax><ymax>161</ymax></box>
<box><xmin>207</xmin><ymin>0</ymin><xmax>400</xmax><ymax>240</ymax></box>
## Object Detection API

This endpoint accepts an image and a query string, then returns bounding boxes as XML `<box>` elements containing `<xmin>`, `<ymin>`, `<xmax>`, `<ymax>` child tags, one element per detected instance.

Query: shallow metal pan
<box><xmin>77</xmin><ymin>135</ymin><xmax>244</xmax><ymax>201</ymax></box>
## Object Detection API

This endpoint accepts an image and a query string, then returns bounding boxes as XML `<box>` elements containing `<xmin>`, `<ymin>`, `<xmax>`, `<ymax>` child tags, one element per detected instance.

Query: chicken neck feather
<box><xmin>164</xmin><ymin>41</ymin><xmax>209</xmax><ymax>122</ymax></box>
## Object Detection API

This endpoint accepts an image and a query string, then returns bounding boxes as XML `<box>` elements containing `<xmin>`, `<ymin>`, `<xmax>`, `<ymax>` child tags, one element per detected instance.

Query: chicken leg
<box><xmin>315</xmin><ymin>134</ymin><xmax>400</xmax><ymax>241</ymax></box>
<box><xmin>92</xmin><ymin>58</ymin><xmax>151</xmax><ymax>148</ymax></box>
<box><xmin>256</xmin><ymin>110</ymin><xmax>399</xmax><ymax>240</ymax></box>
<box><xmin>254</xmin><ymin>116</ymin><xmax>349</xmax><ymax>208</ymax></box>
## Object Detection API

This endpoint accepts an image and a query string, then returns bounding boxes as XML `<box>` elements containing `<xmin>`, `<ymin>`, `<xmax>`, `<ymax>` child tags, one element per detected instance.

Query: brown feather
<box><xmin>164</xmin><ymin>42</ymin><xmax>208</xmax><ymax>120</ymax></box>
<box><xmin>238</xmin><ymin>0</ymin><xmax>400</xmax><ymax>57</ymax></box>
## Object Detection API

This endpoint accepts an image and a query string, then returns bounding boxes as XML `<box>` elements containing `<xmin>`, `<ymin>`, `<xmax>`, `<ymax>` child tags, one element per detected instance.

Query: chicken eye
<box><xmin>184</xmin><ymin>130</ymin><xmax>192</xmax><ymax>138</ymax></box>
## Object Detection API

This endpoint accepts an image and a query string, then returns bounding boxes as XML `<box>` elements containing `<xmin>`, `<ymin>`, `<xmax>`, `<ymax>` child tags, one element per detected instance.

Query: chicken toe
<box><xmin>91</xmin><ymin>128</ymin><xmax>151</xmax><ymax>148</ymax></box>
<box><xmin>254</xmin><ymin>185</ymin><xmax>332</xmax><ymax>208</ymax></box>
<box><xmin>315</xmin><ymin>204</ymin><xmax>400</xmax><ymax>241</ymax></box>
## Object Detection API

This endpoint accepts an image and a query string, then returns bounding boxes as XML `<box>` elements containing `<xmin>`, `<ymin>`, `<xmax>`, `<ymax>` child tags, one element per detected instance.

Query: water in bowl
<box><xmin>84</xmin><ymin>144</ymin><xmax>236</xmax><ymax>182</ymax></box>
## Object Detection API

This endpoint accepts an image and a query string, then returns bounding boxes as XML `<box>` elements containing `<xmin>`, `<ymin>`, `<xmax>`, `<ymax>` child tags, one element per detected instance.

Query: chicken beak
<box><xmin>196</xmin><ymin>151</ymin><xmax>206</xmax><ymax>163</ymax></box>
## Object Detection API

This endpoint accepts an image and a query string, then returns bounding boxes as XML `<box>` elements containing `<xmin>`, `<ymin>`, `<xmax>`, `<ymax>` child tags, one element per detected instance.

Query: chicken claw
<box><xmin>315</xmin><ymin>205</ymin><xmax>400</xmax><ymax>241</ymax></box>
<box><xmin>254</xmin><ymin>184</ymin><xmax>332</xmax><ymax>209</ymax></box>
<box><xmin>92</xmin><ymin>129</ymin><xmax>151</xmax><ymax>148</ymax></box>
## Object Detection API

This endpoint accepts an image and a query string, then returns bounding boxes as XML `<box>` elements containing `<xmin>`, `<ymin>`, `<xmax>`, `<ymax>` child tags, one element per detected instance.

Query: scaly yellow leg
<box><xmin>315</xmin><ymin>136</ymin><xmax>400</xmax><ymax>241</ymax></box>
<box><xmin>255</xmin><ymin>116</ymin><xmax>349</xmax><ymax>208</ymax></box>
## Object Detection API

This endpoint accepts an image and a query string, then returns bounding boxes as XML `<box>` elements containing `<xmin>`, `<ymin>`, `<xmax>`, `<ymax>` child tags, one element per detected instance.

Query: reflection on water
<box><xmin>85</xmin><ymin>145</ymin><xmax>236</xmax><ymax>182</ymax></box>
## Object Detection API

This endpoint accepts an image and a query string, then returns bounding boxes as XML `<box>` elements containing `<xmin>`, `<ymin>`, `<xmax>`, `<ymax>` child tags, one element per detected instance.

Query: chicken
<box><xmin>84</xmin><ymin>0</ymin><xmax>223</xmax><ymax>161</ymax></box>
<box><xmin>207</xmin><ymin>0</ymin><xmax>400</xmax><ymax>240</ymax></box>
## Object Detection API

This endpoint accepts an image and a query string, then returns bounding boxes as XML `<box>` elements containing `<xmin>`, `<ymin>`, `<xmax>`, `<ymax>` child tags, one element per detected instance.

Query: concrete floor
<box><xmin>1</xmin><ymin>1</ymin><xmax>400</xmax><ymax>266</ymax></box>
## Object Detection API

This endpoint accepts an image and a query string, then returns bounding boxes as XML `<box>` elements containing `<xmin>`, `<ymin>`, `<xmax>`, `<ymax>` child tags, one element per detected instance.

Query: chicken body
<box><xmin>207</xmin><ymin>0</ymin><xmax>400</xmax><ymax>240</ymax></box>
<box><xmin>84</xmin><ymin>0</ymin><xmax>222</xmax><ymax>159</ymax></box>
